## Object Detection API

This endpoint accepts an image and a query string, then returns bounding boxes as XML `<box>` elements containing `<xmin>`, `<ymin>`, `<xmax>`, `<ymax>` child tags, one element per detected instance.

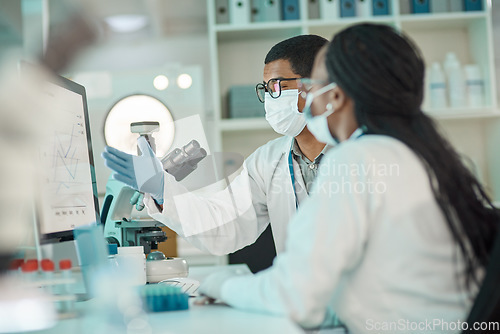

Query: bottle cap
<box><xmin>26</xmin><ymin>259</ymin><xmax>39</xmax><ymax>269</ymax></box>
<box><xmin>464</xmin><ymin>64</ymin><xmax>481</xmax><ymax>80</ymax></box>
<box><xmin>445</xmin><ymin>52</ymin><xmax>458</xmax><ymax>62</ymax></box>
<box><xmin>431</xmin><ymin>62</ymin><xmax>441</xmax><ymax>69</ymax></box>
<box><xmin>9</xmin><ymin>259</ymin><xmax>24</xmax><ymax>271</ymax></box>
<box><xmin>41</xmin><ymin>259</ymin><xmax>55</xmax><ymax>272</ymax></box>
<box><xmin>59</xmin><ymin>259</ymin><xmax>72</xmax><ymax>270</ymax></box>
<box><xmin>444</xmin><ymin>52</ymin><xmax>461</xmax><ymax>70</ymax></box>
<box><xmin>21</xmin><ymin>260</ymin><xmax>38</xmax><ymax>273</ymax></box>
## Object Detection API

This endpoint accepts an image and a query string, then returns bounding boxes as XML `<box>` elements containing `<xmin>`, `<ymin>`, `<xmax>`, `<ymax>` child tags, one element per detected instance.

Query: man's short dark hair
<box><xmin>264</xmin><ymin>34</ymin><xmax>328</xmax><ymax>77</ymax></box>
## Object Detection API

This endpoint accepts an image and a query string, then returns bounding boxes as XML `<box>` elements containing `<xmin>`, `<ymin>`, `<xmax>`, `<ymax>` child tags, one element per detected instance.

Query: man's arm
<box><xmin>103</xmin><ymin>139</ymin><xmax>272</xmax><ymax>256</ymax></box>
<box><xmin>143</xmin><ymin>162</ymin><xmax>270</xmax><ymax>255</ymax></box>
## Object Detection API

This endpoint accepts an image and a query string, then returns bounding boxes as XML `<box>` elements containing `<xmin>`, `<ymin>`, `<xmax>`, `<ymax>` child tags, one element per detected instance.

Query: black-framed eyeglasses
<box><xmin>255</xmin><ymin>77</ymin><xmax>301</xmax><ymax>103</ymax></box>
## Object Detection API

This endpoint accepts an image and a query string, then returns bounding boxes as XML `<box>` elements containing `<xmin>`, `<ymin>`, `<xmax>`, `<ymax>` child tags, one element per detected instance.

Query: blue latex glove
<box><xmin>102</xmin><ymin>137</ymin><xmax>164</xmax><ymax>204</ymax></box>
<box><xmin>130</xmin><ymin>191</ymin><xmax>145</xmax><ymax>211</ymax></box>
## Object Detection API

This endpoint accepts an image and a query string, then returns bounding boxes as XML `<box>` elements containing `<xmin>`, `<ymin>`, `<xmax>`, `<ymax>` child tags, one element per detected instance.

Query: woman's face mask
<box><xmin>264</xmin><ymin>89</ymin><xmax>306</xmax><ymax>137</ymax></box>
<box><xmin>303</xmin><ymin>83</ymin><xmax>338</xmax><ymax>146</ymax></box>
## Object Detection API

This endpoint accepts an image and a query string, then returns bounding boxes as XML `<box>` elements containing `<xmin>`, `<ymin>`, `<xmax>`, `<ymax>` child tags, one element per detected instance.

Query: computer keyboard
<box><xmin>158</xmin><ymin>277</ymin><xmax>200</xmax><ymax>297</ymax></box>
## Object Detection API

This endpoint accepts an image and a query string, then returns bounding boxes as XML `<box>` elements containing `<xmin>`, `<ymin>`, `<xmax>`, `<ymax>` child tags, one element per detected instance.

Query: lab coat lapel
<box><xmin>291</xmin><ymin>158</ymin><xmax>308</xmax><ymax>204</ymax></box>
<box><xmin>287</xmin><ymin>137</ymin><xmax>308</xmax><ymax>205</ymax></box>
<box><xmin>267</xmin><ymin>138</ymin><xmax>297</xmax><ymax>253</ymax></box>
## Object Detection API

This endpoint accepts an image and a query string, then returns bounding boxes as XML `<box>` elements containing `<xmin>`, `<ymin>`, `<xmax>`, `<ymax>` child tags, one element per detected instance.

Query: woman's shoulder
<box><xmin>323</xmin><ymin>134</ymin><xmax>408</xmax><ymax>162</ymax></box>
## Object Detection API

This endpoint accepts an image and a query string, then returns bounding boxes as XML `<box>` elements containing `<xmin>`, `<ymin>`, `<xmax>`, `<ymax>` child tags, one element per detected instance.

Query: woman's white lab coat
<box><xmin>144</xmin><ymin>136</ymin><xmax>310</xmax><ymax>255</ymax></box>
<box><xmin>213</xmin><ymin>134</ymin><xmax>475</xmax><ymax>333</ymax></box>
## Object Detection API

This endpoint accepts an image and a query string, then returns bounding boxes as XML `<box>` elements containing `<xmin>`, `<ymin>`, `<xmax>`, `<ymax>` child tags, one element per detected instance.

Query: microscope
<box><xmin>102</xmin><ymin>121</ymin><xmax>206</xmax><ymax>282</ymax></box>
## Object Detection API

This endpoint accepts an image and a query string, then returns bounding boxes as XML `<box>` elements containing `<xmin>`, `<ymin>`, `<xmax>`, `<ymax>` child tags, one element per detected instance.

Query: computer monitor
<box><xmin>35</xmin><ymin>71</ymin><xmax>100</xmax><ymax>243</ymax></box>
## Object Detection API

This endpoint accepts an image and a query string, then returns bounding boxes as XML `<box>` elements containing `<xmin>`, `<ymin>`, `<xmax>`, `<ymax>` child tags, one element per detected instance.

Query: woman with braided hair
<box><xmin>199</xmin><ymin>23</ymin><xmax>500</xmax><ymax>333</ymax></box>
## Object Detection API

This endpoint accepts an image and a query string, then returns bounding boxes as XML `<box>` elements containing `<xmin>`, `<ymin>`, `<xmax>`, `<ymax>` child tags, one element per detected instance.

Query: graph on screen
<box><xmin>38</xmin><ymin>80</ymin><xmax>96</xmax><ymax>235</ymax></box>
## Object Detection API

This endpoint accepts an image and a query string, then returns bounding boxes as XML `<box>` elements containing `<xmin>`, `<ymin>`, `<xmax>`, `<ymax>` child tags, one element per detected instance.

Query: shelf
<box><xmin>307</xmin><ymin>15</ymin><xmax>395</xmax><ymax>28</ymax></box>
<box><xmin>214</xmin><ymin>20</ymin><xmax>303</xmax><ymax>32</ymax></box>
<box><xmin>425</xmin><ymin>107</ymin><xmax>500</xmax><ymax>120</ymax></box>
<box><xmin>218</xmin><ymin>109</ymin><xmax>500</xmax><ymax>131</ymax></box>
<box><xmin>213</xmin><ymin>11</ymin><xmax>486</xmax><ymax>33</ymax></box>
<box><xmin>214</xmin><ymin>11</ymin><xmax>487</xmax><ymax>41</ymax></box>
<box><xmin>219</xmin><ymin>118</ymin><xmax>271</xmax><ymax>131</ymax></box>
<box><xmin>215</xmin><ymin>21</ymin><xmax>303</xmax><ymax>42</ymax></box>
<box><xmin>400</xmin><ymin>11</ymin><xmax>487</xmax><ymax>30</ymax></box>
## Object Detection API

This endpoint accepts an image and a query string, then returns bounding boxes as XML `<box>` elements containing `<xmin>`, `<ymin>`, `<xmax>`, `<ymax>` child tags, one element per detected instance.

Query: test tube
<box><xmin>41</xmin><ymin>259</ymin><xmax>55</xmax><ymax>293</ymax></box>
<box><xmin>58</xmin><ymin>259</ymin><xmax>74</xmax><ymax>313</ymax></box>
<box><xmin>21</xmin><ymin>259</ymin><xmax>39</xmax><ymax>284</ymax></box>
<box><xmin>8</xmin><ymin>259</ymin><xmax>24</xmax><ymax>278</ymax></box>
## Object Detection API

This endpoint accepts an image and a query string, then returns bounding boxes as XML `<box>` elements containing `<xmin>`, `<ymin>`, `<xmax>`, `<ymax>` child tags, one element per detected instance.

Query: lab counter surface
<box><xmin>30</xmin><ymin>265</ymin><xmax>304</xmax><ymax>334</ymax></box>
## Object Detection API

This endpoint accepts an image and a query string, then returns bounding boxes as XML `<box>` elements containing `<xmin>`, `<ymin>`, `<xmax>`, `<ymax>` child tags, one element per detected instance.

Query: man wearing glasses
<box><xmin>102</xmin><ymin>35</ymin><xmax>331</xmax><ymax>271</ymax></box>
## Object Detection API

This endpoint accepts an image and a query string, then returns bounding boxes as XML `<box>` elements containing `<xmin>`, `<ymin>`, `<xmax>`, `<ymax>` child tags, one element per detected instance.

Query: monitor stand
<box><xmin>40</xmin><ymin>240</ymin><xmax>80</xmax><ymax>268</ymax></box>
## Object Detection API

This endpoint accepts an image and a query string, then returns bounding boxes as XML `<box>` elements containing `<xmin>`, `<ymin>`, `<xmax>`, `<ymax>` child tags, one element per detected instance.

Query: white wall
<box><xmin>494</xmin><ymin>0</ymin><xmax>500</xmax><ymax>100</ymax></box>
<box><xmin>67</xmin><ymin>32</ymin><xmax>229</xmax><ymax>265</ymax></box>
<box><xmin>489</xmin><ymin>1</ymin><xmax>500</xmax><ymax>201</ymax></box>
<box><xmin>67</xmin><ymin>34</ymin><xmax>212</xmax><ymax>199</ymax></box>
<box><xmin>69</xmin><ymin>34</ymin><xmax>213</xmax><ymax>107</ymax></box>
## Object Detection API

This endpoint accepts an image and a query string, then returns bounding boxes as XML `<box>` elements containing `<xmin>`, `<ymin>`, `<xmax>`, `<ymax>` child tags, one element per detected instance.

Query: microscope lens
<box><xmin>172</xmin><ymin>149</ymin><xmax>185</xmax><ymax>165</ymax></box>
<box><xmin>183</xmin><ymin>140</ymin><xmax>200</xmax><ymax>155</ymax></box>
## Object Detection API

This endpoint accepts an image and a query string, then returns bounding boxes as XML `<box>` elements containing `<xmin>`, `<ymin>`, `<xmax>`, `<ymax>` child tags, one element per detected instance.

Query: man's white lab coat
<box><xmin>144</xmin><ymin>136</ymin><xmax>311</xmax><ymax>255</ymax></box>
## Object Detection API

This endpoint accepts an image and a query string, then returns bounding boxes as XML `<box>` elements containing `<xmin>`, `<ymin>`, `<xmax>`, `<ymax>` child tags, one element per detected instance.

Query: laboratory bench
<box><xmin>29</xmin><ymin>265</ymin><xmax>304</xmax><ymax>334</ymax></box>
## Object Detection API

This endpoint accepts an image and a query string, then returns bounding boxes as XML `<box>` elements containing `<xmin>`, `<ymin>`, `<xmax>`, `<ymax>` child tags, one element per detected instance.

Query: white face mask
<box><xmin>303</xmin><ymin>83</ymin><xmax>338</xmax><ymax>146</ymax></box>
<box><xmin>264</xmin><ymin>89</ymin><xmax>306</xmax><ymax>137</ymax></box>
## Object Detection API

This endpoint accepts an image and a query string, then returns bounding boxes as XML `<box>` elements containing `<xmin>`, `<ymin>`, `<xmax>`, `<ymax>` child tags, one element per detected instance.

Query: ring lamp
<box><xmin>104</xmin><ymin>94</ymin><xmax>175</xmax><ymax>158</ymax></box>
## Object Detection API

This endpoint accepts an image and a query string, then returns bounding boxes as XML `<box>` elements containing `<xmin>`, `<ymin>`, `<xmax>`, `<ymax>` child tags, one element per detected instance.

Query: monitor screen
<box><xmin>36</xmin><ymin>72</ymin><xmax>100</xmax><ymax>242</ymax></box>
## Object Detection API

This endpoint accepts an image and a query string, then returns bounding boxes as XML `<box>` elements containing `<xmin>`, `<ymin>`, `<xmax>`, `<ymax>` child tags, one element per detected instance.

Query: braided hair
<box><xmin>325</xmin><ymin>23</ymin><xmax>499</xmax><ymax>290</ymax></box>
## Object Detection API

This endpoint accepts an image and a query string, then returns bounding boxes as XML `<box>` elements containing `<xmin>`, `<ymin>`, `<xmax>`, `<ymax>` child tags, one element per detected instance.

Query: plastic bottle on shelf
<box><xmin>443</xmin><ymin>52</ymin><xmax>465</xmax><ymax>108</ymax></box>
<box><xmin>443</xmin><ymin>52</ymin><xmax>456</xmax><ymax>84</ymax></box>
<box><xmin>464</xmin><ymin>64</ymin><xmax>484</xmax><ymax>108</ymax></box>
<box><xmin>428</xmin><ymin>62</ymin><xmax>447</xmax><ymax>109</ymax></box>
<box><xmin>115</xmin><ymin>246</ymin><xmax>147</xmax><ymax>286</ymax></box>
